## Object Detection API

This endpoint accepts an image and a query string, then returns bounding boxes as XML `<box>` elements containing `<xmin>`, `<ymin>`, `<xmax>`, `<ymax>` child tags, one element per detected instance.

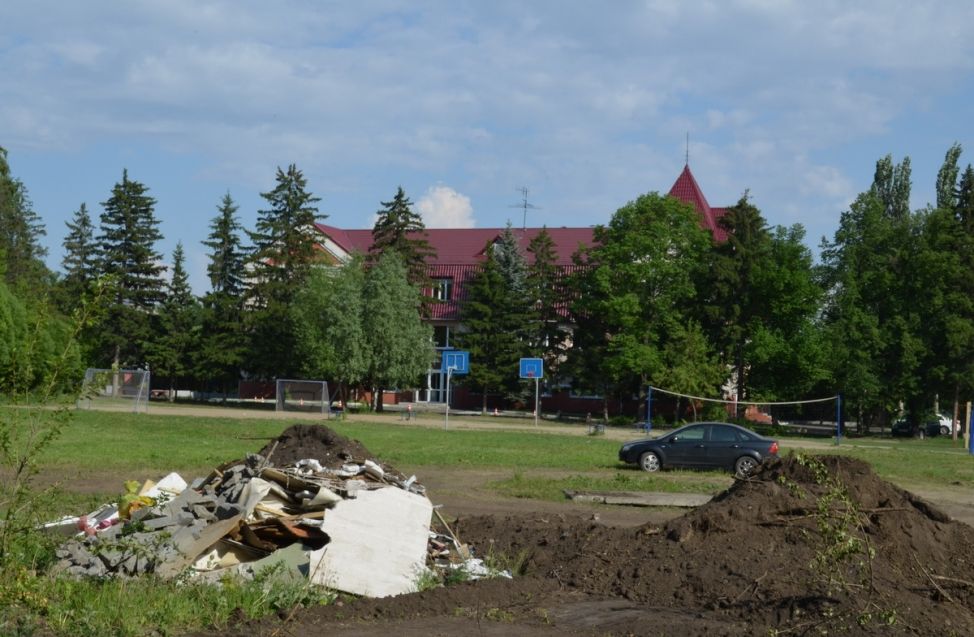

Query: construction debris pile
<box><xmin>49</xmin><ymin>424</ymin><xmax>475</xmax><ymax>597</ymax></box>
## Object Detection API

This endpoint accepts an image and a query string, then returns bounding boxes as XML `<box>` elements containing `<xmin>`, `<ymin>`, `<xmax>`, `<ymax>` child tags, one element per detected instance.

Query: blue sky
<box><xmin>2</xmin><ymin>1</ymin><xmax>973</xmax><ymax>293</ymax></box>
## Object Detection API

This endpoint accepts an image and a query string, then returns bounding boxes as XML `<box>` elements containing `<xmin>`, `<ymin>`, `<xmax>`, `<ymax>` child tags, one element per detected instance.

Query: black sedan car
<box><xmin>618</xmin><ymin>422</ymin><xmax>779</xmax><ymax>476</ymax></box>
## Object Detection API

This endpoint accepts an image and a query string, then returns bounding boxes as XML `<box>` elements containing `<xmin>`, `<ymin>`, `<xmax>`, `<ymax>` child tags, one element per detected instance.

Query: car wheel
<box><xmin>639</xmin><ymin>451</ymin><xmax>661</xmax><ymax>472</ymax></box>
<box><xmin>734</xmin><ymin>456</ymin><xmax>758</xmax><ymax>477</ymax></box>
<box><xmin>941</xmin><ymin>426</ymin><xmax>950</xmax><ymax>436</ymax></box>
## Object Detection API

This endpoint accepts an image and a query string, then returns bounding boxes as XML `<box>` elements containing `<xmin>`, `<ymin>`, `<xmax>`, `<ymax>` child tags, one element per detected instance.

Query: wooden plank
<box><xmin>564</xmin><ymin>490</ymin><xmax>712</xmax><ymax>508</ymax></box>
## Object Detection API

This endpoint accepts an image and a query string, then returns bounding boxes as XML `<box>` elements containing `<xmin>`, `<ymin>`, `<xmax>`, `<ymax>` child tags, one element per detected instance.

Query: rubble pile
<box><xmin>50</xmin><ymin>425</ymin><xmax>466</xmax><ymax>597</ymax></box>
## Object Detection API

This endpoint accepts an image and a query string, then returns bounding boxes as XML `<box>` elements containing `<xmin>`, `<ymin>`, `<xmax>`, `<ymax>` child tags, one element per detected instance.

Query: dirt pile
<box><xmin>211</xmin><ymin>454</ymin><xmax>974</xmax><ymax>636</ymax></box>
<box><xmin>257</xmin><ymin>423</ymin><xmax>377</xmax><ymax>469</ymax></box>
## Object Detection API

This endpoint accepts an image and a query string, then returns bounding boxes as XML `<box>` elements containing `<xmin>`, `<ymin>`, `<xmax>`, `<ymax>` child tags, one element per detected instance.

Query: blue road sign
<box><xmin>442</xmin><ymin>350</ymin><xmax>470</xmax><ymax>375</ymax></box>
<box><xmin>519</xmin><ymin>357</ymin><xmax>543</xmax><ymax>379</ymax></box>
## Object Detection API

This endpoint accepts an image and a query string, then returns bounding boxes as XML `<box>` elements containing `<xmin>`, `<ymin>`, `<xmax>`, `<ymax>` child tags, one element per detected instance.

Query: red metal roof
<box><xmin>315</xmin><ymin>224</ymin><xmax>593</xmax><ymax>266</ymax></box>
<box><xmin>667</xmin><ymin>164</ymin><xmax>730</xmax><ymax>242</ymax></box>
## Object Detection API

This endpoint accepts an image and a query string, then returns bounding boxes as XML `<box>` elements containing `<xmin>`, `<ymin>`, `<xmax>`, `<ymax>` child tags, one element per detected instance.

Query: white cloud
<box><xmin>417</xmin><ymin>185</ymin><xmax>476</xmax><ymax>228</ymax></box>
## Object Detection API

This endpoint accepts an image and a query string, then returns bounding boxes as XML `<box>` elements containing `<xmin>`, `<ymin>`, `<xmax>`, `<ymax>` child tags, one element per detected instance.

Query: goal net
<box><xmin>644</xmin><ymin>385</ymin><xmax>842</xmax><ymax>437</ymax></box>
<box><xmin>77</xmin><ymin>368</ymin><xmax>150</xmax><ymax>413</ymax></box>
<box><xmin>276</xmin><ymin>379</ymin><xmax>331</xmax><ymax>415</ymax></box>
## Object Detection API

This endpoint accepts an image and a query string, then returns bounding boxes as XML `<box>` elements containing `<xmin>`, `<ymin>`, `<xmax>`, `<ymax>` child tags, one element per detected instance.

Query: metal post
<box><xmin>534</xmin><ymin>377</ymin><xmax>539</xmax><ymax>426</ymax></box>
<box><xmin>645</xmin><ymin>386</ymin><xmax>652</xmax><ymax>434</ymax></box>
<box><xmin>967</xmin><ymin>401</ymin><xmax>972</xmax><ymax>455</ymax></box>
<box><xmin>835</xmin><ymin>394</ymin><xmax>842</xmax><ymax>445</ymax></box>
<box><xmin>444</xmin><ymin>367</ymin><xmax>454</xmax><ymax>430</ymax></box>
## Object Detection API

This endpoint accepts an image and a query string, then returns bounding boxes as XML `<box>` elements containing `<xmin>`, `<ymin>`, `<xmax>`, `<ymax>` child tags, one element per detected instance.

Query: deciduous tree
<box><xmin>361</xmin><ymin>252</ymin><xmax>433</xmax><ymax>411</ymax></box>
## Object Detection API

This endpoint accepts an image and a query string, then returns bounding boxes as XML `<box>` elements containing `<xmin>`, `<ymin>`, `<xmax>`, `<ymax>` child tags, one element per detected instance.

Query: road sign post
<box><xmin>519</xmin><ymin>358</ymin><xmax>544</xmax><ymax>427</ymax></box>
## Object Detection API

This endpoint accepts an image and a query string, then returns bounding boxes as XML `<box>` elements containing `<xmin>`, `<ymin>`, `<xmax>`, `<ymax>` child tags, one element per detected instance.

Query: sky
<box><xmin>2</xmin><ymin>0</ymin><xmax>973</xmax><ymax>294</ymax></box>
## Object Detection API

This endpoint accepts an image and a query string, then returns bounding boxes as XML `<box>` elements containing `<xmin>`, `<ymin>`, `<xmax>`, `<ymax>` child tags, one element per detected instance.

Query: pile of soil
<box><xmin>205</xmin><ymin>452</ymin><xmax>974</xmax><ymax>636</ymax></box>
<box><xmin>256</xmin><ymin>423</ymin><xmax>379</xmax><ymax>470</ymax></box>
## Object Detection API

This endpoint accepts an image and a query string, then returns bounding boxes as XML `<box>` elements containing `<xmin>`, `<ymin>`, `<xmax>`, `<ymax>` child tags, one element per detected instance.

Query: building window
<box><xmin>432</xmin><ymin>278</ymin><xmax>453</xmax><ymax>301</ymax></box>
<box><xmin>433</xmin><ymin>326</ymin><xmax>450</xmax><ymax>348</ymax></box>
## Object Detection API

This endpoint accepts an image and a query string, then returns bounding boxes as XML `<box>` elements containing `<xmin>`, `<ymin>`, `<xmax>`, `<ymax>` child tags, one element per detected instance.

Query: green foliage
<box><xmin>369</xmin><ymin>186</ymin><xmax>436</xmax><ymax>287</ymax></box>
<box><xmin>95</xmin><ymin>169</ymin><xmax>167</xmax><ymax>368</ymax></box>
<box><xmin>0</xmin><ymin>282</ymin><xmax>82</xmax><ymax>394</ymax></box>
<box><xmin>526</xmin><ymin>226</ymin><xmax>569</xmax><ymax>383</ymax></box>
<box><xmin>58</xmin><ymin>202</ymin><xmax>98</xmax><ymax>313</ymax></box>
<box><xmin>871</xmin><ymin>153</ymin><xmax>912</xmax><ymax>219</ymax></box>
<box><xmin>246</xmin><ymin>164</ymin><xmax>324</xmax><ymax>377</ymax></box>
<box><xmin>145</xmin><ymin>243</ymin><xmax>201</xmax><ymax>396</ymax></box>
<box><xmin>197</xmin><ymin>193</ymin><xmax>248</xmax><ymax>393</ymax></box>
<box><xmin>361</xmin><ymin>252</ymin><xmax>434</xmax><ymax>408</ymax></box>
<box><xmin>0</xmin><ymin>146</ymin><xmax>50</xmax><ymax>294</ymax></box>
<box><xmin>0</xmin><ymin>563</ymin><xmax>334</xmax><ymax>637</ymax></box>
<box><xmin>568</xmin><ymin>191</ymin><xmax>710</xmax><ymax>408</ymax></box>
<box><xmin>1</xmin><ymin>282</ymin><xmax>105</xmax><ymax>566</ymax></box>
<box><xmin>455</xmin><ymin>243</ymin><xmax>532</xmax><ymax>411</ymax></box>
<box><xmin>292</xmin><ymin>255</ymin><xmax>369</xmax><ymax>402</ymax></box>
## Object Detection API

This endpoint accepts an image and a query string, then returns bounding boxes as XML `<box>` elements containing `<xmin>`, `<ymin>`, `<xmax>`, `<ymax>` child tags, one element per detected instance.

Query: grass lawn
<box><xmin>10</xmin><ymin>406</ymin><xmax>973</xmax><ymax>500</ymax></box>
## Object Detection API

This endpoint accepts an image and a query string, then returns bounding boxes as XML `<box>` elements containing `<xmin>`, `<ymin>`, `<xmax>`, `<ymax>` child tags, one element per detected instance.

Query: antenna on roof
<box><xmin>509</xmin><ymin>186</ymin><xmax>541</xmax><ymax>230</ymax></box>
<box><xmin>685</xmin><ymin>131</ymin><xmax>690</xmax><ymax>166</ymax></box>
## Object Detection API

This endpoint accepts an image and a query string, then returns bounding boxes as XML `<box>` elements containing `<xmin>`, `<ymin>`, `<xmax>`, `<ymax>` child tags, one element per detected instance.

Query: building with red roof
<box><xmin>313</xmin><ymin>164</ymin><xmax>732</xmax><ymax>405</ymax></box>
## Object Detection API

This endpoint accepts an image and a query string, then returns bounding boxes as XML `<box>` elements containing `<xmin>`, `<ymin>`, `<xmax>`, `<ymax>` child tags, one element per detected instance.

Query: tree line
<box><xmin>1</xmin><ymin>143</ymin><xmax>972</xmax><ymax>428</ymax></box>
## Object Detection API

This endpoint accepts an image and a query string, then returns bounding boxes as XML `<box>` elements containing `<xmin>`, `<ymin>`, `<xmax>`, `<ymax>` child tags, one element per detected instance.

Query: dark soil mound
<box><xmin>257</xmin><ymin>423</ymin><xmax>377</xmax><ymax>469</ymax></box>
<box><xmin>196</xmin><ymin>454</ymin><xmax>974</xmax><ymax>636</ymax></box>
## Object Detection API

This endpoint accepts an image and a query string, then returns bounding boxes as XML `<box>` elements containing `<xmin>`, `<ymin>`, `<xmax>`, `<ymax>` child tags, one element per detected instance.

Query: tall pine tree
<box><xmin>455</xmin><ymin>244</ymin><xmax>532</xmax><ymax>412</ymax></box>
<box><xmin>0</xmin><ymin>146</ymin><xmax>49</xmax><ymax>293</ymax></box>
<box><xmin>96</xmin><ymin>169</ymin><xmax>166</xmax><ymax>367</ymax></box>
<box><xmin>145</xmin><ymin>243</ymin><xmax>200</xmax><ymax>399</ymax></box>
<box><xmin>59</xmin><ymin>202</ymin><xmax>98</xmax><ymax>310</ymax></box>
<box><xmin>369</xmin><ymin>187</ymin><xmax>435</xmax><ymax>287</ymax></box>
<box><xmin>198</xmin><ymin>192</ymin><xmax>248</xmax><ymax>394</ymax></box>
<box><xmin>245</xmin><ymin>164</ymin><xmax>323</xmax><ymax>378</ymax></box>
<box><xmin>527</xmin><ymin>227</ymin><xmax>568</xmax><ymax>383</ymax></box>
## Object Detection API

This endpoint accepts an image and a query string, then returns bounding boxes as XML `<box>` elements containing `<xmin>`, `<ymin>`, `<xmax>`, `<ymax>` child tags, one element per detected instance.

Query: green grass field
<box><xmin>21</xmin><ymin>407</ymin><xmax>974</xmax><ymax>498</ymax></box>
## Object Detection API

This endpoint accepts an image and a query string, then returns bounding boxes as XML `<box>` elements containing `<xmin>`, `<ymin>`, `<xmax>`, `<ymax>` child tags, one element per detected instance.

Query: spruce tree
<box><xmin>455</xmin><ymin>244</ymin><xmax>532</xmax><ymax>412</ymax></box>
<box><xmin>245</xmin><ymin>164</ymin><xmax>323</xmax><ymax>378</ymax></box>
<box><xmin>203</xmin><ymin>193</ymin><xmax>246</xmax><ymax>296</ymax></box>
<box><xmin>527</xmin><ymin>226</ymin><xmax>568</xmax><ymax>382</ymax></box>
<box><xmin>145</xmin><ymin>243</ymin><xmax>200</xmax><ymax>399</ymax></box>
<box><xmin>369</xmin><ymin>187</ymin><xmax>436</xmax><ymax>287</ymax></box>
<box><xmin>96</xmin><ymin>168</ymin><xmax>167</xmax><ymax>366</ymax></box>
<box><xmin>0</xmin><ymin>146</ymin><xmax>49</xmax><ymax>293</ymax></box>
<box><xmin>59</xmin><ymin>202</ymin><xmax>98</xmax><ymax>310</ymax></box>
<box><xmin>198</xmin><ymin>193</ymin><xmax>248</xmax><ymax>393</ymax></box>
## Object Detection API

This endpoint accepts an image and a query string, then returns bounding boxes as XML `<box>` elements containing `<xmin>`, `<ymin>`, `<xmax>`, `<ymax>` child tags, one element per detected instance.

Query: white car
<box><xmin>937</xmin><ymin>413</ymin><xmax>960</xmax><ymax>436</ymax></box>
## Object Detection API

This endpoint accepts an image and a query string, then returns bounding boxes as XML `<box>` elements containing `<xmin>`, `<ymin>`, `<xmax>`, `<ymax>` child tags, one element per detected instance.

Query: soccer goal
<box><xmin>276</xmin><ymin>379</ymin><xmax>331</xmax><ymax>415</ymax></box>
<box><xmin>77</xmin><ymin>368</ymin><xmax>150</xmax><ymax>413</ymax></box>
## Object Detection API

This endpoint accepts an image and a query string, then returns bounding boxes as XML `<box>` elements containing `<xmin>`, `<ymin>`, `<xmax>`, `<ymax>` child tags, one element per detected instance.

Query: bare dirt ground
<box><xmin>59</xmin><ymin>407</ymin><xmax>974</xmax><ymax>635</ymax></box>
<box><xmin>179</xmin><ymin>424</ymin><xmax>974</xmax><ymax>636</ymax></box>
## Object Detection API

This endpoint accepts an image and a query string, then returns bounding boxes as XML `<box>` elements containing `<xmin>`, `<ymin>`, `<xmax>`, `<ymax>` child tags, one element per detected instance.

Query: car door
<box><xmin>665</xmin><ymin>424</ymin><xmax>708</xmax><ymax>468</ymax></box>
<box><xmin>706</xmin><ymin>424</ymin><xmax>743</xmax><ymax>469</ymax></box>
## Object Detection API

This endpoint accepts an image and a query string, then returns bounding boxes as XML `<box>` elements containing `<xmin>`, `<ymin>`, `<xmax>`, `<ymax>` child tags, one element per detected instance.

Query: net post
<box><xmin>834</xmin><ymin>393</ymin><xmax>842</xmax><ymax>445</ymax></box>
<box><xmin>645</xmin><ymin>386</ymin><xmax>652</xmax><ymax>434</ymax></box>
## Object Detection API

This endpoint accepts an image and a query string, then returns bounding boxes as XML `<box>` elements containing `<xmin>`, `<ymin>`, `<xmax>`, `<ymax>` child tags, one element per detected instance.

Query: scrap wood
<box><xmin>260</xmin><ymin>467</ymin><xmax>319</xmax><ymax>493</ymax></box>
<box><xmin>433</xmin><ymin>507</ymin><xmax>470</xmax><ymax>560</ymax></box>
